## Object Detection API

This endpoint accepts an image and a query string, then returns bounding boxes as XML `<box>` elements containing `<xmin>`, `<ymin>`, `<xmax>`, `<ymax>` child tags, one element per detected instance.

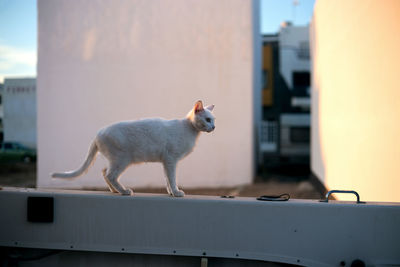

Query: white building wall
<box><xmin>37</xmin><ymin>0</ymin><xmax>257</xmax><ymax>189</ymax></box>
<box><xmin>0</xmin><ymin>84</ymin><xmax>3</xmax><ymax>139</ymax></box>
<box><xmin>3</xmin><ymin>78</ymin><xmax>37</xmax><ymax>148</ymax></box>
<box><xmin>279</xmin><ymin>25</ymin><xmax>310</xmax><ymax>89</ymax></box>
<box><xmin>311</xmin><ymin>0</ymin><xmax>400</xmax><ymax>202</ymax></box>
<box><xmin>0</xmin><ymin>84</ymin><xmax>3</xmax><ymax>119</ymax></box>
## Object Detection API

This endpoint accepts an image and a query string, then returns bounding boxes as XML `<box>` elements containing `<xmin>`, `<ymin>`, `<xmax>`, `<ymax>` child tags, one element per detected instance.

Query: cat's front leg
<box><xmin>165</xmin><ymin>179</ymin><xmax>173</xmax><ymax>196</ymax></box>
<box><xmin>163</xmin><ymin>160</ymin><xmax>185</xmax><ymax>197</ymax></box>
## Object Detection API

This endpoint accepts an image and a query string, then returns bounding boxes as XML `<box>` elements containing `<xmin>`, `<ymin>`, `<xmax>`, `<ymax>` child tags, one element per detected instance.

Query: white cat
<box><xmin>52</xmin><ymin>100</ymin><xmax>215</xmax><ymax>197</ymax></box>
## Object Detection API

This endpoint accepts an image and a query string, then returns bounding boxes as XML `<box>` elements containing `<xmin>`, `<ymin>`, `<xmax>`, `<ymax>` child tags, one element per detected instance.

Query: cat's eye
<box><xmin>206</xmin><ymin>118</ymin><xmax>211</xmax><ymax>123</ymax></box>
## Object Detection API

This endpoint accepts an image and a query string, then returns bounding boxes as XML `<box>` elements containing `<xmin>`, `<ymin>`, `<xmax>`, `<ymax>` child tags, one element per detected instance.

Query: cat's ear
<box><xmin>205</xmin><ymin>104</ymin><xmax>214</xmax><ymax>112</ymax></box>
<box><xmin>194</xmin><ymin>100</ymin><xmax>204</xmax><ymax>113</ymax></box>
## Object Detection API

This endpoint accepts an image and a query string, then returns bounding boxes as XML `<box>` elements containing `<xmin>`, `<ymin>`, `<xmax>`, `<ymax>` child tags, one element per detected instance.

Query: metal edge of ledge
<box><xmin>1</xmin><ymin>186</ymin><xmax>399</xmax><ymax>207</ymax></box>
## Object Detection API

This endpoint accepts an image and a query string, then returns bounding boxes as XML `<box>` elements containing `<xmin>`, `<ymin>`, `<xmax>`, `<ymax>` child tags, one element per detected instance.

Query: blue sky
<box><xmin>0</xmin><ymin>0</ymin><xmax>37</xmax><ymax>82</ymax></box>
<box><xmin>261</xmin><ymin>0</ymin><xmax>315</xmax><ymax>33</ymax></box>
<box><xmin>0</xmin><ymin>0</ymin><xmax>315</xmax><ymax>83</ymax></box>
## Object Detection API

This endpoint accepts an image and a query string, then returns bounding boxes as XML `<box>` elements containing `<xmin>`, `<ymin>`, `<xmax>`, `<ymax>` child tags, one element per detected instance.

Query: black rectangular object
<box><xmin>27</xmin><ymin>196</ymin><xmax>54</xmax><ymax>223</ymax></box>
<box><xmin>292</xmin><ymin>71</ymin><xmax>310</xmax><ymax>87</ymax></box>
<box><xmin>290</xmin><ymin>126</ymin><xmax>310</xmax><ymax>143</ymax></box>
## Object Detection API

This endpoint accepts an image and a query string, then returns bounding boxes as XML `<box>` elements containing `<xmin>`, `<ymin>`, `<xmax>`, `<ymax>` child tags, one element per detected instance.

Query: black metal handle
<box><xmin>320</xmin><ymin>190</ymin><xmax>365</xmax><ymax>204</ymax></box>
<box><xmin>257</xmin><ymin>194</ymin><xmax>290</xmax><ymax>201</ymax></box>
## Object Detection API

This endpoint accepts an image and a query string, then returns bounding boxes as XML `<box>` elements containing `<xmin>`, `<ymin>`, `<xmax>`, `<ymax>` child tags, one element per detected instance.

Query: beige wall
<box><xmin>37</xmin><ymin>0</ymin><xmax>257</xmax><ymax>189</ymax></box>
<box><xmin>311</xmin><ymin>0</ymin><xmax>400</xmax><ymax>201</ymax></box>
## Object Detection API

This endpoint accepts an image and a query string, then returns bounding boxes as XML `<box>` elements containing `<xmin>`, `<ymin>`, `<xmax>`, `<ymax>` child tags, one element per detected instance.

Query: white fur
<box><xmin>52</xmin><ymin>100</ymin><xmax>215</xmax><ymax>197</ymax></box>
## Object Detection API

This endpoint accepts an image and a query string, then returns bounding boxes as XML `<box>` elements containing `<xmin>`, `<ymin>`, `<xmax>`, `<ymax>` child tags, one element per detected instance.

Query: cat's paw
<box><xmin>120</xmin><ymin>188</ymin><xmax>134</xmax><ymax>196</ymax></box>
<box><xmin>172</xmin><ymin>189</ymin><xmax>185</xmax><ymax>197</ymax></box>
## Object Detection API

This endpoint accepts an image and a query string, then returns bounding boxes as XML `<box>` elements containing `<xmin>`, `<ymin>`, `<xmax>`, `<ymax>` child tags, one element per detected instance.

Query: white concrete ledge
<box><xmin>0</xmin><ymin>187</ymin><xmax>399</xmax><ymax>266</ymax></box>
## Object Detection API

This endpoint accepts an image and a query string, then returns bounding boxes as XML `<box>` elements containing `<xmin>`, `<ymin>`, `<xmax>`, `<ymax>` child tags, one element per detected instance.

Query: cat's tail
<box><xmin>51</xmin><ymin>141</ymin><xmax>98</xmax><ymax>179</ymax></box>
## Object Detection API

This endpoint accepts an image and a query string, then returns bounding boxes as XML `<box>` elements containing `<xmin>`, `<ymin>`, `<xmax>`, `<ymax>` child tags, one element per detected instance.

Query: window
<box><xmin>290</xmin><ymin>127</ymin><xmax>310</xmax><ymax>143</ymax></box>
<box><xmin>4</xmin><ymin>143</ymin><xmax>12</xmax><ymax>149</ymax></box>
<box><xmin>262</xmin><ymin>70</ymin><xmax>269</xmax><ymax>90</ymax></box>
<box><xmin>293</xmin><ymin>72</ymin><xmax>310</xmax><ymax>88</ymax></box>
<box><xmin>297</xmin><ymin>41</ymin><xmax>310</xmax><ymax>59</ymax></box>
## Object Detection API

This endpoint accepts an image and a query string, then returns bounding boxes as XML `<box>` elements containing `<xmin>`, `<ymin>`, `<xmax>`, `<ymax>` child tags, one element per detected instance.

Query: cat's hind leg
<box><xmin>104</xmin><ymin>164</ymin><xmax>133</xmax><ymax>196</ymax></box>
<box><xmin>102</xmin><ymin>168</ymin><xmax>118</xmax><ymax>193</ymax></box>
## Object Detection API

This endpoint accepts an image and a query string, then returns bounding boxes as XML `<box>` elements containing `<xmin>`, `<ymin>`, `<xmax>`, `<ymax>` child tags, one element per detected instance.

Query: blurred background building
<box><xmin>260</xmin><ymin>22</ymin><xmax>311</xmax><ymax>171</ymax></box>
<box><xmin>0</xmin><ymin>83</ymin><xmax>3</xmax><ymax>142</ymax></box>
<box><xmin>2</xmin><ymin>78</ymin><xmax>37</xmax><ymax>149</ymax></box>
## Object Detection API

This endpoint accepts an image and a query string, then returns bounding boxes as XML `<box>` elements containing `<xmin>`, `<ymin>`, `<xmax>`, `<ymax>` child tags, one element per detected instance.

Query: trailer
<box><xmin>0</xmin><ymin>187</ymin><xmax>399</xmax><ymax>266</ymax></box>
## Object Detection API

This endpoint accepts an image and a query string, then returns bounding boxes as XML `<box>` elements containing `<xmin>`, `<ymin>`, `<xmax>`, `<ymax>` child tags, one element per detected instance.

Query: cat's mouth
<box><xmin>206</xmin><ymin>127</ymin><xmax>215</xmax><ymax>133</ymax></box>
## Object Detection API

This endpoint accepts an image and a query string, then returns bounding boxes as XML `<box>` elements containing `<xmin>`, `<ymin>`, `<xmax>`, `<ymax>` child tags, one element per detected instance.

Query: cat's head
<box><xmin>188</xmin><ymin>100</ymin><xmax>215</xmax><ymax>133</ymax></box>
